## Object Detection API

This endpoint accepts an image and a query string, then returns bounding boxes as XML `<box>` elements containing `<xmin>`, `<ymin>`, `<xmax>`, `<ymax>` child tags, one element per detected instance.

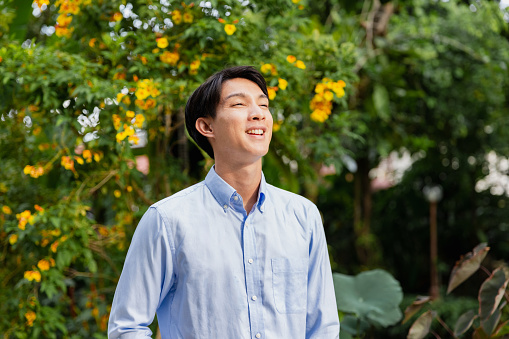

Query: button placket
<box><xmin>242</xmin><ymin>216</ymin><xmax>264</xmax><ymax>339</ymax></box>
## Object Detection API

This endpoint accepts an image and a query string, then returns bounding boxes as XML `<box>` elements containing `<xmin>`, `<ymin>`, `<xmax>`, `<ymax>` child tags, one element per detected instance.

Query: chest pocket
<box><xmin>271</xmin><ymin>257</ymin><xmax>308</xmax><ymax>314</ymax></box>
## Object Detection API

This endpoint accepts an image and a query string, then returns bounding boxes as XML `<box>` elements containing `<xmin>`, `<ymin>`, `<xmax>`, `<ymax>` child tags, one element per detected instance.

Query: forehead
<box><xmin>220</xmin><ymin>78</ymin><xmax>266</xmax><ymax>100</ymax></box>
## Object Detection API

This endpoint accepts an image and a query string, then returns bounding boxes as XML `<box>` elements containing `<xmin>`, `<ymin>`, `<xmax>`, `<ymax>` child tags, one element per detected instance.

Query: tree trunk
<box><xmin>353</xmin><ymin>157</ymin><xmax>380</xmax><ymax>267</ymax></box>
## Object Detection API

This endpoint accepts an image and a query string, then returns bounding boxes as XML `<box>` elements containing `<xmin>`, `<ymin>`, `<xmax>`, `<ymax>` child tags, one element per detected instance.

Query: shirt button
<box><xmin>248</xmin><ymin>258</ymin><xmax>254</xmax><ymax>264</ymax></box>
<box><xmin>251</xmin><ymin>295</ymin><xmax>257</xmax><ymax>301</ymax></box>
<box><xmin>233</xmin><ymin>196</ymin><xmax>239</xmax><ymax>201</ymax></box>
<box><xmin>223</xmin><ymin>204</ymin><xmax>228</xmax><ymax>209</ymax></box>
<box><xmin>255</xmin><ymin>333</ymin><xmax>261</xmax><ymax>338</ymax></box>
<box><xmin>245</xmin><ymin>222</ymin><xmax>249</xmax><ymax>228</ymax></box>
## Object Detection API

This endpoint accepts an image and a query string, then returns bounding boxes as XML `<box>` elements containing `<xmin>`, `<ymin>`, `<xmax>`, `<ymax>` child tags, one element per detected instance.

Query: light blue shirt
<box><xmin>108</xmin><ymin>167</ymin><xmax>339</xmax><ymax>338</ymax></box>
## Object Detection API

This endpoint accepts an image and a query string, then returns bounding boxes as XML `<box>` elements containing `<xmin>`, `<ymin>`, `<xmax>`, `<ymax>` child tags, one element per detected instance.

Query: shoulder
<box><xmin>266</xmin><ymin>183</ymin><xmax>318</xmax><ymax>211</ymax></box>
<box><xmin>150</xmin><ymin>181</ymin><xmax>207</xmax><ymax>219</ymax></box>
<box><xmin>265</xmin><ymin>183</ymin><xmax>321</xmax><ymax>225</ymax></box>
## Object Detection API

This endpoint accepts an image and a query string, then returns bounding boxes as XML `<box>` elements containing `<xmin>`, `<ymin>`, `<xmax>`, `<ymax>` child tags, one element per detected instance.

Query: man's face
<box><xmin>208</xmin><ymin>77</ymin><xmax>273</xmax><ymax>164</ymax></box>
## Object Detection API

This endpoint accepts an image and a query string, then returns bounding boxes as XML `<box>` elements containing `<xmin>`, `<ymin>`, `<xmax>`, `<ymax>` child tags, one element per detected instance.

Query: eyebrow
<box><xmin>222</xmin><ymin>92</ymin><xmax>269</xmax><ymax>103</ymax></box>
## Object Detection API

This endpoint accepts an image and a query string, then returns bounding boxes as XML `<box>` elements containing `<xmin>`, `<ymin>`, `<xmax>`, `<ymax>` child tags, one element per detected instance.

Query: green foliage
<box><xmin>0</xmin><ymin>0</ymin><xmax>357</xmax><ymax>336</ymax></box>
<box><xmin>334</xmin><ymin>269</ymin><xmax>403</xmax><ymax>338</ymax></box>
<box><xmin>404</xmin><ymin>244</ymin><xmax>509</xmax><ymax>338</ymax></box>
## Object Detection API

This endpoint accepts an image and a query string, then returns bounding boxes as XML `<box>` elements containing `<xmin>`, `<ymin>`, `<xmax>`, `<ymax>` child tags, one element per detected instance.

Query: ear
<box><xmin>195</xmin><ymin>117</ymin><xmax>215</xmax><ymax>139</ymax></box>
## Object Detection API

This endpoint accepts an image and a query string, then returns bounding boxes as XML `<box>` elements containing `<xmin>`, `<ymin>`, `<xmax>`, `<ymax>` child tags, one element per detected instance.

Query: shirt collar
<box><xmin>205</xmin><ymin>166</ymin><xmax>266</xmax><ymax>213</ymax></box>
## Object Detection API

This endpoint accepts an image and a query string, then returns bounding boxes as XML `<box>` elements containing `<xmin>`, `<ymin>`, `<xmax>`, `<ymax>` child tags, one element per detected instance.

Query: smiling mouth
<box><xmin>246</xmin><ymin>129</ymin><xmax>265</xmax><ymax>135</ymax></box>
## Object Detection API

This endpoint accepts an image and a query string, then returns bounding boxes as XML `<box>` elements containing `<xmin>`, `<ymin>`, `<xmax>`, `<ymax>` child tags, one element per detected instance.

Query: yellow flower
<box><xmin>34</xmin><ymin>204</ymin><xmax>44</xmax><ymax>214</ymax></box>
<box><xmin>260</xmin><ymin>63</ymin><xmax>273</xmax><ymax>74</ymax></box>
<box><xmin>286</xmin><ymin>55</ymin><xmax>296</xmax><ymax>64</ymax></box>
<box><xmin>116</xmin><ymin>93</ymin><xmax>125</xmax><ymax>103</ymax></box>
<box><xmin>267</xmin><ymin>87</ymin><xmax>277</xmax><ymax>100</ymax></box>
<box><xmin>24</xmin><ymin>270</ymin><xmax>41</xmax><ymax>282</ymax></box>
<box><xmin>126</xmin><ymin>110</ymin><xmax>135</xmax><ymax>118</ymax></box>
<box><xmin>156</xmin><ymin>37</ymin><xmax>169</xmax><ymax>49</ymax></box>
<box><xmin>112</xmin><ymin>12</ymin><xmax>122</xmax><ymax>22</ymax></box>
<box><xmin>292</xmin><ymin>0</ymin><xmax>300</xmax><ymax>3</ymax></box>
<box><xmin>61</xmin><ymin>156</ymin><xmax>74</xmax><ymax>171</ymax></box>
<box><xmin>224</xmin><ymin>24</ymin><xmax>236</xmax><ymax>35</ymax></box>
<box><xmin>172</xmin><ymin>10</ymin><xmax>182</xmax><ymax>24</ymax></box>
<box><xmin>135</xmin><ymin>87</ymin><xmax>150</xmax><ymax>100</ymax></box>
<box><xmin>16</xmin><ymin>210</ymin><xmax>32</xmax><ymax>230</ymax></box>
<box><xmin>116</xmin><ymin>131</ymin><xmax>127</xmax><ymax>143</ymax></box>
<box><xmin>152</xmin><ymin>48</ymin><xmax>160</xmax><ymax>54</ymax></box>
<box><xmin>278</xmin><ymin>78</ymin><xmax>288</xmax><ymax>90</ymax></box>
<box><xmin>2</xmin><ymin>205</ymin><xmax>12</xmax><ymax>214</ymax></box>
<box><xmin>114</xmin><ymin>190</ymin><xmax>121</xmax><ymax>198</ymax></box>
<box><xmin>112</xmin><ymin>114</ymin><xmax>121</xmax><ymax>130</ymax></box>
<box><xmin>315</xmin><ymin>83</ymin><xmax>325</xmax><ymax>94</ymax></box>
<box><xmin>189</xmin><ymin>59</ymin><xmax>200</xmax><ymax>74</ymax></box>
<box><xmin>127</xmin><ymin>186</ymin><xmax>133</xmax><ymax>192</ymax></box>
<box><xmin>57</xmin><ymin>14</ymin><xmax>73</xmax><ymax>27</ymax></box>
<box><xmin>74</xmin><ymin>156</ymin><xmax>84</xmax><ymax>165</ymax></box>
<box><xmin>8</xmin><ymin>234</ymin><xmax>18</xmax><ymax>245</ymax></box>
<box><xmin>311</xmin><ymin>110</ymin><xmax>329</xmax><ymax>123</ymax></box>
<box><xmin>34</xmin><ymin>0</ymin><xmax>50</xmax><ymax>8</ymax></box>
<box><xmin>273</xmin><ymin>122</ymin><xmax>281</xmax><ymax>132</ymax></box>
<box><xmin>93</xmin><ymin>152</ymin><xmax>102</xmax><ymax>162</ymax></box>
<box><xmin>159</xmin><ymin>51</ymin><xmax>180</xmax><ymax>65</ymax></box>
<box><xmin>50</xmin><ymin>240</ymin><xmax>59</xmax><ymax>253</ymax></box>
<box><xmin>25</xmin><ymin>310</ymin><xmax>36</xmax><ymax>327</ymax></box>
<box><xmin>295</xmin><ymin>60</ymin><xmax>306</xmax><ymax>69</ymax></box>
<box><xmin>37</xmin><ymin>259</ymin><xmax>50</xmax><ymax>271</ymax></box>
<box><xmin>82</xmin><ymin>149</ymin><xmax>92</xmax><ymax>161</ymax></box>
<box><xmin>324</xmin><ymin>91</ymin><xmax>334</xmax><ymax>102</ymax></box>
<box><xmin>134</xmin><ymin>114</ymin><xmax>145</xmax><ymax>128</ymax></box>
<box><xmin>128</xmin><ymin>134</ymin><xmax>140</xmax><ymax>145</ymax></box>
<box><xmin>55</xmin><ymin>25</ymin><xmax>74</xmax><ymax>38</ymax></box>
<box><xmin>88</xmin><ymin>38</ymin><xmax>96</xmax><ymax>48</ymax></box>
<box><xmin>183</xmin><ymin>12</ymin><xmax>193</xmax><ymax>23</ymax></box>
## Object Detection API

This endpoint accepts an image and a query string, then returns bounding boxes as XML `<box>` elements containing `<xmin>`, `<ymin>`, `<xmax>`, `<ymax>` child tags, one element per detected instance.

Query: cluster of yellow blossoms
<box><xmin>16</xmin><ymin>210</ymin><xmax>35</xmax><ymax>230</ymax></box>
<box><xmin>160</xmin><ymin>51</ymin><xmax>180</xmax><ymax>65</ymax></box>
<box><xmin>23</xmin><ymin>165</ymin><xmax>45</xmax><ymax>178</ymax></box>
<box><xmin>286</xmin><ymin>55</ymin><xmax>306</xmax><ymax>70</ymax></box>
<box><xmin>38</xmin><ymin>228</ymin><xmax>62</xmax><ymax>248</ymax></box>
<box><xmin>25</xmin><ymin>310</ymin><xmax>37</xmax><ymax>327</ymax></box>
<box><xmin>23</xmin><ymin>258</ymin><xmax>56</xmax><ymax>284</ymax></box>
<box><xmin>113</xmin><ymin>79</ymin><xmax>156</xmax><ymax>144</ymax></box>
<box><xmin>218</xmin><ymin>18</ymin><xmax>239</xmax><ymax>35</ymax></box>
<box><xmin>135</xmin><ymin>79</ymin><xmax>160</xmax><ymax>101</ymax></box>
<box><xmin>310</xmin><ymin>78</ymin><xmax>346</xmax><ymax>123</ymax></box>
<box><xmin>52</xmin><ymin>0</ymin><xmax>91</xmax><ymax>38</ymax></box>
<box><xmin>261</xmin><ymin>63</ymin><xmax>277</xmax><ymax>75</ymax></box>
<box><xmin>60</xmin><ymin>149</ymin><xmax>103</xmax><ymax>173</ymax></box>
<box><xmin>33</xmin><ymin>0</ymin><xmax>49</xmax><ymax>8</ymax></box>
<box><xmin>171</xmin><ymin>7</ymin><xmax>194</xmax><ymax>25</ymax></box>
<box><xmin>259</xmin><ymin>63</ymin><xmax>288</xmax><ymax>101</ymax></box>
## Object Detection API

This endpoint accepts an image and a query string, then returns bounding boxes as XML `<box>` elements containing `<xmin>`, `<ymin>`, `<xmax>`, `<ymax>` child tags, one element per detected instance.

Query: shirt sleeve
<box><xmin>305</xmin><ymin>205</ymin><xmax>340</xmax><ymax>339</ymax></box>
<box><xmin>108</xmin><ymin>206</ymin><xmax>175</xmax><ymax>339</ymax></box>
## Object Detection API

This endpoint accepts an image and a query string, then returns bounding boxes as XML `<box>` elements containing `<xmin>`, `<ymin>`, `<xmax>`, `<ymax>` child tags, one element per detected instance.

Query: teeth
<box><xmin>247</xmin><ymin>129</ymin><xmax>264</xmax><ymax>135</ymax></box>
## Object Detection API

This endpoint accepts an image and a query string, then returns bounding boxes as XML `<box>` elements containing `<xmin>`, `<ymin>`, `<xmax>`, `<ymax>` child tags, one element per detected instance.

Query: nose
<box><xmin>249</xmin><ymin>104</ymin><xmax>266</xmax><ymax>121</ymax></box>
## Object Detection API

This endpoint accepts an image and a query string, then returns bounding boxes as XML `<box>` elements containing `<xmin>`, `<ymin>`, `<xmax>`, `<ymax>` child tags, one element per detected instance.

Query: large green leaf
<box><xmin>333</xmin><ymin>269</ymin><xmax>403</xmax><ymax>327</ymax></box>
<box><xmin>339</xmin><ymin>315</ymin><xmax>370</xmax><ymax>338</ymax></box>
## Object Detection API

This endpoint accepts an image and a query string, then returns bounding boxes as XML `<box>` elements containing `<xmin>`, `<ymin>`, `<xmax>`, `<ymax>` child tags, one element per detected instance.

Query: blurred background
<box><xmin>1</xmin><ymin>0</ymin><xmax>508</xmax><ymax>337</ymax></box>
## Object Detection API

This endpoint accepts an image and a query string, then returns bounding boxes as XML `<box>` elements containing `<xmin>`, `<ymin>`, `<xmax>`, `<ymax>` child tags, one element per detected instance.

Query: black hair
<box><xmin>185</xmin><ymin>65</ymin><xmax>268</xmax><ymax>159</ymax></box>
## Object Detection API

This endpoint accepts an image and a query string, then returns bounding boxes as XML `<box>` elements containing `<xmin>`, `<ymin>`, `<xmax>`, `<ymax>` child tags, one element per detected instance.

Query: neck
<box><xmin>214</xmin><ymin>159</ymin><xmax>262</xmax><ymax>214</ymax></box>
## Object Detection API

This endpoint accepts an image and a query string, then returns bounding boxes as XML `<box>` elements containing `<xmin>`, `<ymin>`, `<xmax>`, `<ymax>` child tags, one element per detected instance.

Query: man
<box><xmin>108</xmin><ymin>66</ymin><xmax>340</xmax><ymax>338</ymax></box>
